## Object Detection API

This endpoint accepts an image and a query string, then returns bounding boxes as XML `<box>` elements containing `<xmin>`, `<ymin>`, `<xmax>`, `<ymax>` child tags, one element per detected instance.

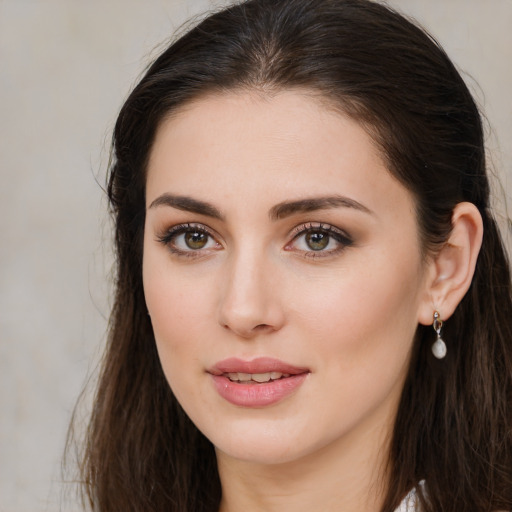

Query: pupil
<box><xmin>306</xmin><ymin>231</ymin><xmax>329</xmax><ymax>251</ymax></box>
<box><xmin>185</xmin><ymin>231</ymin><xmax>207</xmax><ymax>249</ymax></box>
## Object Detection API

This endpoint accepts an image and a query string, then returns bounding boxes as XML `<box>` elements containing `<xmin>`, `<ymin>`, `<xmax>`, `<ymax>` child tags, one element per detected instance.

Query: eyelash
<box><xmin>157</xmin><ymin>223</ymin><xmax>221</xmax><ymax>259</ymax></box>
<box><xmin>286</xmin><ymin>222</ymin><xmax>353</xmax><ymax>258</ymax></box>
<box><xmin>157</xmin><ymin>222</ymin><xmax>353</xmax><ymax>259</ymax></box>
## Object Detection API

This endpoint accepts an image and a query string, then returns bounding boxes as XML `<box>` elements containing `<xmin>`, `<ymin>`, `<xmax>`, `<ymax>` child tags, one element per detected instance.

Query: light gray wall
<box><xmin>1</xmin><ymin>1</ymin><xmax>510</xmax><ymax>510</ymax></box>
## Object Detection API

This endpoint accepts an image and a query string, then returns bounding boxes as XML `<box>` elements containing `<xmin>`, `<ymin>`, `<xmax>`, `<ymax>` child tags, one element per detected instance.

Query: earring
<box><xmin>432</xmin><ymin>311</ymin><xmax>447</xmax><ymax>359</ymax></box>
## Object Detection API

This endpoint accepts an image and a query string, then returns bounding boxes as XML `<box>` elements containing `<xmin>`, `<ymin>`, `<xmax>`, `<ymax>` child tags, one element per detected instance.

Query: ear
<box><xmin>418</xmin><ymin>202</ymin><xmax>483</xmax><ymax>325</ymax></box>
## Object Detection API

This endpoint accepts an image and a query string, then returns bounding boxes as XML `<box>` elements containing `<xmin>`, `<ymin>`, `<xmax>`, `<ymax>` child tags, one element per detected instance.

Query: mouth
<box><xmin>209</xmin><ymin>356</ymin><xmax>309</xmax><ymax>376</ymax></box>
<box><xmin>223</xmin><ymin>371</ymin><xmax>292</xmax><ymax>383</ymax></box>
<box><xmin>208</xmin><ymin>357</ymin><xmax>310</xmax><ymax>407</ymax></box>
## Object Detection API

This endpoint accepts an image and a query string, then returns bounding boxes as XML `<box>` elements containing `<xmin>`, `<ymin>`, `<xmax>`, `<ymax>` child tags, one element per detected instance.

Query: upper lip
<box><xmin>209</xmin><ymin>357</ymin><xmax>310</xmax><ymax>376</ymax></box>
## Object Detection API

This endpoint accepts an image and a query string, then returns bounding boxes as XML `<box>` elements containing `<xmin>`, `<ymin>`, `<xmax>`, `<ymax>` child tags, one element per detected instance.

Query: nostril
<box><xmin>221</xmin><ymin>322</ymin><xmax>274</xmax><ymax>337</ymax></box>
<box><xmin>254</xmin><ymin>324</ymin><xmax>275</xmax><ymax>333</ymax></box>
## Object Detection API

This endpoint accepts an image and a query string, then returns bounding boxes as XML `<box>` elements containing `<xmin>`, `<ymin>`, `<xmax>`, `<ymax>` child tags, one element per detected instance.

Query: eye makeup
<box><xmin>156</xmin><ymin>222</ymin><xmax>222</xmax><ymax>259</ymax></box>
<box><xmin>285</xmin><ymin>222</ymin><xmax>353</xmax><ymax>259</ymax></box>
<box><xmin>156</xmin><ymin>220</ymin><xmax>353</xmax><ymax>261</ymax></box>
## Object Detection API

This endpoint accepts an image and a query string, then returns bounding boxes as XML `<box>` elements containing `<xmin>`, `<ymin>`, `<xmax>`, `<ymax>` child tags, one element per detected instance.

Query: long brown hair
<box><xmin>73</xmin><ymin>0</ymin><xmax>512</xmax><ymax>510</ymax></box>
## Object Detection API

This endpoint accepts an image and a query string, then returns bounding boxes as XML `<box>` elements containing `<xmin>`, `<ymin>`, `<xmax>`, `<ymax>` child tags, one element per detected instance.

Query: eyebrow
<box><xmin>148</xmin><ymin>193</ymin><xmax>372</xmax><ymax>221</ymax></box>
<box><xmin>269</xmin><ymin>196</ymin><xmax>373</xmax><ymax>220</ymax></box>
<box><xmin>148</xmin><ymin>193</ymin><xmax>224</xmax><ymax>220</ymax></box>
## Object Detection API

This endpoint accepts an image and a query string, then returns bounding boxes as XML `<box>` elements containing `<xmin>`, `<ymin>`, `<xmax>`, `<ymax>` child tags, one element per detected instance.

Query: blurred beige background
<box><xmin>1</xmin><ymin>1</ymin><xmax>511</xmax><ymax>511</ymax></box>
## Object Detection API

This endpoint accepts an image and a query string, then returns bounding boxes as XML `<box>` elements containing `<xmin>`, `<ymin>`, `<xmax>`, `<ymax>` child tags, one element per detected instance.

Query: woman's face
<box><xmin>143</xmin><ymin>90</ymin><xmax>432</xmax><ymax>465</ymax></box>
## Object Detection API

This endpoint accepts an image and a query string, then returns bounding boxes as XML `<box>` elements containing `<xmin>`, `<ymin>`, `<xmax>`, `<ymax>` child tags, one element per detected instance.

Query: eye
<box><xmin>157</xmin><ymin>223</ymin><xmax>222</xmax><ymax>256</ymax></box>
<box><xmin>286</xmin><ymin>223</ymin><xmax>352</xmax><ymax>257</ymax></box>
<box><xmin>304</xmin><ymin>231</ymin><xmax>330</xmax><ymax>251</ymax></box>
<box><xmin>182</xmin><ymin>230</ymin><xmax>210</xmax><ymax>250</ymax></box>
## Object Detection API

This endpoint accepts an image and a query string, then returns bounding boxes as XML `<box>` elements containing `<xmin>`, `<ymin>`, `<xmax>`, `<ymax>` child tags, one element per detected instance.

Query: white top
<box><xmin>394</xmin><ymin>481</ymin><xmax>425</xmax><ymax>511</ymax></box>
<box><xmin>394</xmin><ymin>488</ymin><xmax>418</xmax><ymax>511</ymax></box>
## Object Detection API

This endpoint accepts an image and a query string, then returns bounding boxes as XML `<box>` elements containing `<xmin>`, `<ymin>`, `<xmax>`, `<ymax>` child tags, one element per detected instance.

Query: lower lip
<box><xmin>210</xmin><ymin>373</ymin><xmax>308</xmax><ymax>407</ymax></box>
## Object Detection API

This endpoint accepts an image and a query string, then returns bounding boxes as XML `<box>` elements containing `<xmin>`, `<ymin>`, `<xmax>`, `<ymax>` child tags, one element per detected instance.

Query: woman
<box><xmin>76</xmin><ymin>0</ymin><xmax>512</xmax><ymax>510</ymax></box>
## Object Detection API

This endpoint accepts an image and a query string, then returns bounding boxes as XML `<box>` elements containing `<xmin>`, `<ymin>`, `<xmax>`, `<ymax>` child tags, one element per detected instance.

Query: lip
<box><xmin>208</xmin><ymin>357</ymin><xmax>310</xmax><ymax>407</ymax></box>
<box><xmin>210</xmin><ymin>357</ymin><xmax>309</xmax><ymax>376</ymax></box>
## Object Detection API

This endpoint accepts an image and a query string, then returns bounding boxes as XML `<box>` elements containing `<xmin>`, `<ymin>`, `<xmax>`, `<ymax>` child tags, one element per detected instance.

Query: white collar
<box><xmin>394</xmin><ymin>480</ymin><xmax>425</xmax><ymax>512</ymax></box>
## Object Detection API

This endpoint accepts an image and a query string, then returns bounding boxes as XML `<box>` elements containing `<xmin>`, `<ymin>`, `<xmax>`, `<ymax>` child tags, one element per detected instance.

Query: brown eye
<box><xmin>185</xmin><ymin>230</ymin><xmax>209</xmax><ymax>250</ymax></box>
<box><xmin>158</xmin><ymin>223</ymin><xmax>221</xmax><ymax>256</ymax></box>
<box><xmin>285</xmin><ymin>223</ymin><xmax>353</xmax><ymax>257</ymax></box>
<box><xmin>305</xmin><ymin>231</ymin><xmax>330</xmax><ymax>251</ymax></box>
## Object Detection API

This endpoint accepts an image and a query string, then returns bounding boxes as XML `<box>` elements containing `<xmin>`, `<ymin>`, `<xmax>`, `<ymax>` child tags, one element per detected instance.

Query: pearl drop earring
<box><xmin>432</xmin><ymin>311</ymin><xmax>447</xmax><ymax>359</ymax></box>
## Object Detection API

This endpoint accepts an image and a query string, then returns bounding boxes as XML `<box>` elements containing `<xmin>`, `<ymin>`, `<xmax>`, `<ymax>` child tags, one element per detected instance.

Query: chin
<box><xmin>216</xmin><ymin>439</ymin><xmax>309</xmax><ymax>466</ymax></box>
<box><xmin>206</xmin><ymin>420</ymin><xmax>331</xmax><ymax>466</ymax></box>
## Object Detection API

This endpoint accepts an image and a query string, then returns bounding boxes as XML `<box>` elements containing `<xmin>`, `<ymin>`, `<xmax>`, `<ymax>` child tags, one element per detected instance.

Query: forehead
<box><xmin>145</xmin><ymin>90</ymin><xmax>414</xmax><ymax>222</ymax></box>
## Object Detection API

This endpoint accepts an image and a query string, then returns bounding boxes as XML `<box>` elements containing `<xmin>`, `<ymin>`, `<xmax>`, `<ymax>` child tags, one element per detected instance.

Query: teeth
<box><xmin>252</xmin><ymin>373</ymin><xmax>271</xmax><ymax>383</ymax></box>
<box><xmin>225</xmin><ymin>371</ymin><xmax>288</xmax><ymax>383</ymax></box>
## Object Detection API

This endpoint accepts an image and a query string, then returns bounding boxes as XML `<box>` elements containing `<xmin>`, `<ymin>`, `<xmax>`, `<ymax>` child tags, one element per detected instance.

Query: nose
<box><xmin>217</xmin><ymin>248</ymin><xmax>285</xmax><ymax>339</ymax></box>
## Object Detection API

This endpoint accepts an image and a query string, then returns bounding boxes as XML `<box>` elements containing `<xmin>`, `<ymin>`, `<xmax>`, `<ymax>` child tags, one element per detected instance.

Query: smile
<box><xmin>224</xmin><ymin>372</ymin><xmax>291</xmax><ymax>383</ymax></box>
<box><xmin>209</xmin><ymin>358</ymin><xmax>310</xmax><ymax>407</ymax></box>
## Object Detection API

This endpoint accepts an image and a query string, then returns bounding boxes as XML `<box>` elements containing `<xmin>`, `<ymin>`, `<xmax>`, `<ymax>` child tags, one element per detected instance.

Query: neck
<box><xmin>217</xmin><ymin>416</ymin><xmax>392</xmax><ymax>512</ymax></box>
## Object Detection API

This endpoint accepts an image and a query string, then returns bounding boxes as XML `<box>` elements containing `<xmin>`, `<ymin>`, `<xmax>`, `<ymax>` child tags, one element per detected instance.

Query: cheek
<box><xmin>143</xmin><ymin>262</ymin><xmax>217</xmax><ymax>416</ymax></box>
<box><xmin>289</xmin><ymin>252</ymin><xmax>423</xmax><ymax>370</ymax></box>
<box><xmin>142</xmin><ymin>239</ymin><xmax>214</xmax><ymax>369</ymax></box>
<box><xmin>282</xmin><ymin>260</ymin><xmax>422</xmax><ymax>440</ymax></box>
<box><xmin>145</xmin><ymin>270</ymin><xmax>212</xmax><ymax>353</ymax></box>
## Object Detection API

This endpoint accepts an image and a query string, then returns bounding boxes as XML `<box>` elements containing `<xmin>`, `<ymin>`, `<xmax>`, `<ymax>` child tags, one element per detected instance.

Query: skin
<box><xmin>142</xmin><ymin>90</ymin><xmax>481</xmax><ymax>512</ymax></box>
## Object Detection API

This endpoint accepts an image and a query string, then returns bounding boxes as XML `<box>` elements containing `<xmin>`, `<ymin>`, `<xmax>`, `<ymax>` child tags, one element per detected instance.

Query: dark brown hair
<box><xmin>75</xmin><ymin>0</ymin><xmax>512</xmax><ymax>510</ymax></box>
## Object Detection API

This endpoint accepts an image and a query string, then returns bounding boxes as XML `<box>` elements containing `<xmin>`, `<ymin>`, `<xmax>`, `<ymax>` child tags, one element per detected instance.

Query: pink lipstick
<box><xmin>208</xmin><ymin>357</ymin><xmax>309</xmax><ymax>407</ymax></box>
